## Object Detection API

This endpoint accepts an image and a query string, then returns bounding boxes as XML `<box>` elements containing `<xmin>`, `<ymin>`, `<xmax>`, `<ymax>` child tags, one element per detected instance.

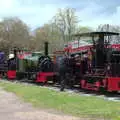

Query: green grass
<box><xmin>0</xmin><ymin>81</ymin><xmax>120</xmax><ymax>119</ymax></box>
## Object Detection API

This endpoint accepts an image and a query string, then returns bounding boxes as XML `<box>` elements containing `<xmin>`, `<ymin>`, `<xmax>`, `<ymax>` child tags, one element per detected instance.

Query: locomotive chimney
<box><xmin>44</xmin><ymin>41</ymin><xmax>49</xmax><ymax>56</ymax></box>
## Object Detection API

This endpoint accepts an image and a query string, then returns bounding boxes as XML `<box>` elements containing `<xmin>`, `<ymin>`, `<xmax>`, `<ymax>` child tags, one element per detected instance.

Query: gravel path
<box><xmin>0</xmin><ymin>88</ymin><xmax>82</xmax><ymax>120</ymax></box>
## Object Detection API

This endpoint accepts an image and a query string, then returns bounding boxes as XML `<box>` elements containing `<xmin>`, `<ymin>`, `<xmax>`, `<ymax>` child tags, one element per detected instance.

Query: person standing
<box><xmin>59</xmin><ymin>52</ymin><xmax>70</xmax><ymax>91</ymax></box>
<box><xmin>74</xmin><ymin>54</ymin><xmax>81</xmax><ymax>83</ymax></box>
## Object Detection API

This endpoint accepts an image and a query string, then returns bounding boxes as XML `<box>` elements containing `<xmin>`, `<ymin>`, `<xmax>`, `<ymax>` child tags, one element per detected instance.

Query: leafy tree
<box><xmin>77</xmin><ymin>26</ymin><xmax>93</xmax><ymax>33</ymax></box>
<box><xmin>34</xmin><ymin>23</ymin><xmax>64</xmax><ymax>53</ymax></box>
<box><xmin>0</xmin><ymin>17</ymin><xmax>30</xmax><ymax>53</ymax></box>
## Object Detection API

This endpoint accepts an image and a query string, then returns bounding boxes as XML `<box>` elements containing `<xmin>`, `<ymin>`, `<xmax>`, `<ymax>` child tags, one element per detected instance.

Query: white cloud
<box><xmin>0</xmin><ymin>0</ymin><xmax>18</xmax><ymax>9</ymax></box>
<box><xmin>75</xmin><ymin>1</ymin><xmax>120</xmax><ymax>29</ymax></box>
<box><xmin>0</xmin><ymin>0</ymin><xmax>120</xmax><ymax>30</ymax></box>
<box><xmin>110</xmin><ymin>6</ymin><xmax>120</xmax><ymax>24</ymax></box>
<box><xmin>20</xmin><ymin>5</ymin><xmax>58</xmax><ymax>28</ymax></box>
<box><xmin>0</xmin><ymin>0</ymin><xmax>60</xmax><ymax>28</ymax></box>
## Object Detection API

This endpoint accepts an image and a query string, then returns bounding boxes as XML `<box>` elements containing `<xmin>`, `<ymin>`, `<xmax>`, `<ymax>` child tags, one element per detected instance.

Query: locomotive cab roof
<box><xmin>72</xmin><ymin>32</ymin><xmax>119</xmax><ymax>45</ymax></box>
<box><xmin>73</xmin><ymin>32</ymin><xmax>119</xmax><ymax>37</ymax></box>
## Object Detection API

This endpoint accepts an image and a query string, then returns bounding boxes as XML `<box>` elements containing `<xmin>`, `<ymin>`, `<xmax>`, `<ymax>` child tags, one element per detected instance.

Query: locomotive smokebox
<box><xmin>44</xmin><ymin>41</ymin><xmax>49</xmax><ymax>56</ymax></box>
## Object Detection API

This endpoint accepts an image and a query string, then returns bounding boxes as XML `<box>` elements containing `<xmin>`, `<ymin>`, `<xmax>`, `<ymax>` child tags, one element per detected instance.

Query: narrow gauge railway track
<box><xmin>1</xmin><ymin>79</ymin><xmax>120</xmax><ymax>102</ymax></box>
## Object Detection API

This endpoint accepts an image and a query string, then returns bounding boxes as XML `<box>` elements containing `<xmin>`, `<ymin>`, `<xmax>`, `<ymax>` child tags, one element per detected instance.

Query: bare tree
<box><xmin>96</xmin><ymin>24</ymin><xmax>120</xmax><ymax>43</ymax></box>
<box><xmin>52</xmin><ymin>8</ymin><xmax>79</xmax><ymax>43</ymax></box>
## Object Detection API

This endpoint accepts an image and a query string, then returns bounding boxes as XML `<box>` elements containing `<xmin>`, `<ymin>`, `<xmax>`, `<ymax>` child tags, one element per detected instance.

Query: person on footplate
<box><xmin>81</xmin><ymin>54</ymin><xmax>88</xmax><ymax>74</ymax></box>
<box><xmin>67</xmin><ymin>54</ymin><xmax>77</xmax><ymax>89</ymax></box>
<box><xmin>74</xmin><ymin>54</ymin><xmax>81</xmax><ymax>82</ymax></box>
<box><xmin>59</xmin><ymin>51</ymin><xmax>70</xmax><ymax>91</ymax></box>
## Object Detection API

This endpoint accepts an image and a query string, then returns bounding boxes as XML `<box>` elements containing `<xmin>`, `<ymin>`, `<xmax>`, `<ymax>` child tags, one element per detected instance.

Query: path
<box><xmin>0</xmin><ymin>88</ymin><xmax>82</xmax><ymax>120</ymax></box>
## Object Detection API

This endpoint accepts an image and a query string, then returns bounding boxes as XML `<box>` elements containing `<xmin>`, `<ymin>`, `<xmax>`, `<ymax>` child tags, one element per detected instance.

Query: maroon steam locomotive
<box><xmin>70</xmin><ymin>32</ymin><xmax>120</xmax><ymax>92</ymax></box>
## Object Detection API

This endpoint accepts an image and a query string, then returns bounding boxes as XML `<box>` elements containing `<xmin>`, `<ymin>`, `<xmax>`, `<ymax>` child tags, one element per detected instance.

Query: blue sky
<box><xmin>1</xmin><ymin>0</ymin><xmax>120</xmax><ymax>30</ymax></box>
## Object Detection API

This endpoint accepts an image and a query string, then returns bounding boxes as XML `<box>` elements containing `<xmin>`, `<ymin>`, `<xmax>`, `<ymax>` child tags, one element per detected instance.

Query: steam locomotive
<box><xmin>70</xmin><ymin>32</ymin><xmax>120</xmax><ymax>92</ymax></box>
<box><xmin>0</xmin><ymin>42</ymin><xmax>56</xmax><ymax>84</ymax></box>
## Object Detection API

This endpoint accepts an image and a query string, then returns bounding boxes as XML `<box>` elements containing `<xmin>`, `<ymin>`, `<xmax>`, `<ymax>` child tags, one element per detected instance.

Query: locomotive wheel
<box><xmin>38</xmin><ymin>82</ymin><xmax>46</xmax><ymax>86</ymax></box>
<box><xmin>4</xmin><ymin>72</ymin><xmax>7</xmax><ymax>79</ymax></box>
<box><xmin>99</xmin><ymin>78</ymin><xmax>108</xmax><ymax>93</ymax></box>
<box><xmin>16</xmin><ymin>72</ymin><xmax>25</xmax><ymax>80</ymax></box>
<box><xmin>111</xmin><ymin>91</ymin><xmax>118</xmax><ymax>94</ymax></box>
<box><xmin>52</xmin><ymin>75</ymin><xmax>57</xmax><ymax>84</ymax></box>
<box><xmin>99</xmin><ymin>87</ymin><xmax>106</xmax><ymax>93</ymax></box>
<box><xmin>53</xmin><ymin>75</ymin><xmax>59</xmax><ymax>84</ymax></box>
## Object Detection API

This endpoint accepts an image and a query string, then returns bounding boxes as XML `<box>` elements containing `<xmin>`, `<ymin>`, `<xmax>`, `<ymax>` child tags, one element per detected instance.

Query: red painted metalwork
<box><xmin>7</xmin><ymin>70</ymin><xmax>16</xmax><ymax>79</ymax></box>
<box><xmin>81</xmin><ymin>79</ymin><xmax>101</xmax><ymax>91</ymax></box>
<box><xmin>81</xmin><ymin>77</ymin><xmax>120</xmax><ymax>92</ymax></box>
<box><xmin>107</xmin><ymin>77</ymin><xmax>120</xmax><ymax>92</ymax></box>
<box><xmin>36</xmin><ymin>72</ymin><xmax>55</xmax><ymax>83</ymax></box>
<box><xmin>64</xmin><ymin>42</ymin><xmax>120</xmax><ymax>54</ymax></box>
<box><xmin>81</xmin><ymin>80</ymin><xmax>86</xmax><ymax>88</ymax></box>
<box><xmin>84</xmin><ymin>82</ymin><xmax>100</xmax><ymax>91</ymax></box>
<box><xmin>102</xmin><ymin>79</ymin><xmax>107</xmax><ymax>88</ymax></box>
<box><xmin>69</xmin><ymin>45</ymin><xmax>93</xmax><ymax>53</ymax></box>
<box><xmin>17</xmin><ymin>52</ymin><xmax>31</xmax><ymax>59</ymax></box>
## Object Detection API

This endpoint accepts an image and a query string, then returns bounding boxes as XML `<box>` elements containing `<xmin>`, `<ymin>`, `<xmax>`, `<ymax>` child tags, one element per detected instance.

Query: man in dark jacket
<box><xmin>73</xmin><ymin>54</ymin><xmax>81</xmax><ymax>84</ymax></box>
<box><xmin>59</xmin><ymin>52</ymin><xmax>70</xmax><ymax>91</ymax></box>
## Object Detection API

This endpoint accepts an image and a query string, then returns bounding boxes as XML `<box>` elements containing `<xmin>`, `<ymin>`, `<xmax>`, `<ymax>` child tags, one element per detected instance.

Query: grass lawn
<box><xmin>0</xmin><ymin>80</ymin><xmax>120</xmax><ymax>119</ymax></box>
